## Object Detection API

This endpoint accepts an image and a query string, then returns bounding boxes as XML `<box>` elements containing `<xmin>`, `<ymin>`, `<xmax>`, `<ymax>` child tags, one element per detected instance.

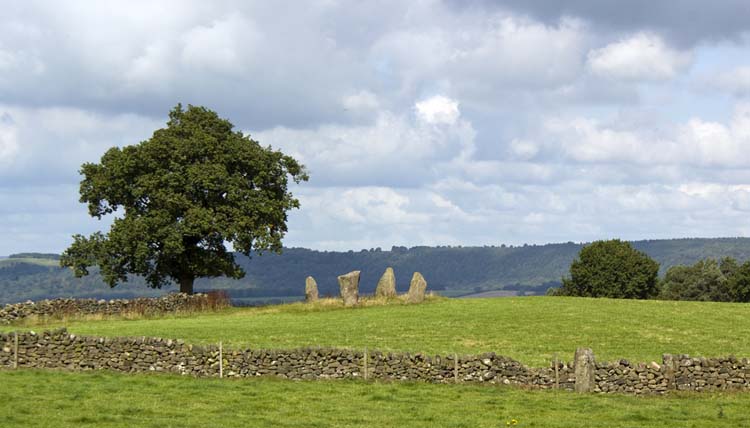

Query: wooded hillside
<box><xmin>2</xmin><ymin>238</ymin><xmax>750</xmax><ymax>304</ymax></box>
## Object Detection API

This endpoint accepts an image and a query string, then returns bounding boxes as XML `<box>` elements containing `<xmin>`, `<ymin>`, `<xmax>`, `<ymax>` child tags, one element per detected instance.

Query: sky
<box><xmin>2</xmin><ymin>0</ymin><xmax>750</xmax><ymax>255</ymax></box>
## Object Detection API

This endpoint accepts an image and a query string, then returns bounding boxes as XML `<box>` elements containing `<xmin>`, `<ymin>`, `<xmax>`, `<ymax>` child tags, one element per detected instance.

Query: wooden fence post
<box><xmin>219</xmin><ymin>341</ymin><xmax>223</xmax><ymax>379</ymax></box>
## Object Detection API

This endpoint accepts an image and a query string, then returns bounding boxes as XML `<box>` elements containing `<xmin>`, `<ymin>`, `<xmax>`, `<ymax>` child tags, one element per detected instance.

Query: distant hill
<box><xmin>2</xmin><ymin>237</ymin><xmax>750</xmax><ymax>304</ymax></box>
<box><xmin>7</xmin><ymin>253</ymin><xmax>60</xmax><ymax>260</ymax></box>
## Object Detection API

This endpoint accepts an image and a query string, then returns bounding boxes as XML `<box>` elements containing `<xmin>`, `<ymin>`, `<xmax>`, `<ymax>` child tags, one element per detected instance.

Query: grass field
<box><xmin>16</xmin><ymin>296</ymin><xmax>750</xmax><ymax>366</ymax></box>
<box><xmin>1</xmin><ymin>369</ymin><xmax>749</xmax><ymax>427</ymax></box>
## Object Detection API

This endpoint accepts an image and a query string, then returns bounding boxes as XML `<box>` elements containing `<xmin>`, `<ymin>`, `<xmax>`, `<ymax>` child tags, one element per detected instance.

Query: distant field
<box><xmin>0</xmin><ymin>257</ymin><xmax>60</xmax><ymax>268</ymax></box>
<box><xmin>458</xmin><ymin>290</ymin><xmax>519</xmax><ymax>298</ymax></box>
<box><xmin>1</xmin><ymin>370</ymin><xmax>749</xmax><ymax>427</ymax></box>
<box><xmin>17</xmin><ymin>296</ymin><xmax>750</xmax><ymax>366</ymax></box>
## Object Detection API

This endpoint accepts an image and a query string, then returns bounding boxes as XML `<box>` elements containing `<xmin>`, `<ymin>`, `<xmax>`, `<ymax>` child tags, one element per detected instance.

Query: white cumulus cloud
<box><xmin>415</xmin><ymin>95</ymin><xmax>460</xmax><ymax>125</ymax></box>
<box><xmin>181</xmin><ymin>13</ymin><xmax>261</xmax><ymax>75</ymax></box>
<box><xmin>587</xmin><ymin>32</ymin><xmax>692</xmax><ymax>81</ymax></box>
<box><xmin>543</xmin><ymin>103</ymin><xmax>750</xmax><ymax>168</ymax></box>
<box><xmin>713</xmin><ymin>66</ymin><xmax>750</xmax><ymax>97</ymax></box>
<box><xmin>255</xmin><ymin>99</ymin><xmax>475</xmax><ymax>187</ymax></box>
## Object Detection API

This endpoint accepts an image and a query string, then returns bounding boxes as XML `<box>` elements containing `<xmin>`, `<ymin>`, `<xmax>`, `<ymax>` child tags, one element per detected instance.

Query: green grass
<box><xmin>15</xmin><ymin>296</ymin><xmax>750</xmax><ymax>366</ymax></box>
<box><xmin>1</xmin><ymin>369</ymin><xmax>749</xmax><ymax>427</ymax></box>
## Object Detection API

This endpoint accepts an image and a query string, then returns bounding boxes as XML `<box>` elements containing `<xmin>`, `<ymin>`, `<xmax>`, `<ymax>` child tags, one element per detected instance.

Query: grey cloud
<box><xmin>0</xmin><ymin>184</ymin><xmax>108</xmax><ymax>255</ymax></box>
<box><xmin>0</xmin><ymin>0</ymin><xmax>602</xmax><ymax>130</ymax></box>
<box><xmin>0</xmin><ymin>105</ymin><xmax>163</xmax><ymax>186</ymax></box>
<box><xmin>0</xmin><ymin>1</ymin><xmax>377</xmax><ymax>129</ymax></box>
<box><xmin>454</xmin><ymin>0</ymin><xmax>750</xmax><ymax>46</ymax></box>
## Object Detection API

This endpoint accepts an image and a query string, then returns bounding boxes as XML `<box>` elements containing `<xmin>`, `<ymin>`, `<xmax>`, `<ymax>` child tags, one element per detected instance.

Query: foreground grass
<box><xmin>12</xmin><ymin>296</ymin><xmax>750</xmax><ymax>366</ymax></box>
<box><xmin>1</xmin><ymin>369</ymin><xmax>749</xmax><ymax>428</ymax></box>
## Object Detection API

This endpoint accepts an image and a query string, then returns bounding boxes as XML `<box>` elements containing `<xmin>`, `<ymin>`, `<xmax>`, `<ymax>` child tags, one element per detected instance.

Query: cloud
<box><xmin>447</xmin><ymin>16</ymin><xmax>587</xmax><ymax>88</ymax></box>
<box><xmin>587</xmin><ymin>32</ymin><xmax>692</xmax><ymax>81</ymax></box>
<box><xmin>288</xmin><ymin>186</ymin><xmax>475</xmax><ymax>250</ymax></box>
<box><xmin>0</xmin><ymin>114</ymin><xmax>19</xmax><ymax>165</ymax></box>
<box><xmin>3</xmin><ymin>1</ymin><xmax>750</xmax><ymax>255</ymax></box>
<box><xmin>542</xmin><ymin>103</ymin><xmax>750</xmax><ymax>167</ymax></box>
<box><xmin>254</xmin><ymin>96</ymin><xmax>476</xmax><ymax>187</ymax></box>
<box><xmin>712</xmin><ymin>66</ymin><xmax>750</xmax><ymax>96</ymax></box>
<box><xmin>341</xmin><ymin>90</ymin><xmax>380</xmax><ymax>112</ymax></box>
<box><xmin>0</xmin><ymin>183</ymin><xmax>107</xmax><ymax>254</ymax></box>
<box><xmin>507</xmin><ymin>139</ymin><xmax>540</xmax><ymax>160</ymax></box>
<box><xmin>180</xmin><ymin>13</ymin><xmax>261</xmax><ymax>75</ymax></box>
<box><xmin>0</xmin><ymin>2</ymin><xmax>370</xmax><ymax>128</ymax></box>
<box><xmin>0</xmin><ymin>104</ymin><xmax>163</xmax><ymax>184</ymax></box>
<box><xmin>415</xmin><ymin>95</ymin><xmax>460</xmax><ymax>125</ymax></box>
<box><xmin>368</xmin><ymin>14</ymin><xmax>588</xmax><ymax>105</ymax></box>
<box><xmin>457</xmin><ymin>0</ymin><xmax>750</xmax><ymax>47</ymax></box>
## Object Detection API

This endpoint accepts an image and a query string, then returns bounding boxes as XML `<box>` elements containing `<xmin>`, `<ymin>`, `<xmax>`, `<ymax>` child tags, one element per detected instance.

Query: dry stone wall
<box><xmin>0</xmin><ymin>294</ymin><xmax>224</xmax><ymax>325</ymax></box>
<box><xmin>0</xmin><ymin>329</ymin><xmax>569</xmax><ymax>385</ymax></box>
<box><xmin>3</xmin><ymin>328</ymin><xmax>749</xmax><ymax>394</ymax></box>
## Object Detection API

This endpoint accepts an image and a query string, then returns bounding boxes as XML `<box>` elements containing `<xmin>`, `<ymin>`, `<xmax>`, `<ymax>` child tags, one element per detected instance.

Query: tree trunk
<box><xmin>179</xmin><ymin>276</ymin><xmax>195</xmax><ymax>295</ymax></box>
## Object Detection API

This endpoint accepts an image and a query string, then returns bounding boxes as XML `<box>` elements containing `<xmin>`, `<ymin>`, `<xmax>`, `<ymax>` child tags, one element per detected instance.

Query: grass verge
<box><xmin>1</xmin><ymin>369</ymin><xmax>749</xmax><ymax>427</ymax></box>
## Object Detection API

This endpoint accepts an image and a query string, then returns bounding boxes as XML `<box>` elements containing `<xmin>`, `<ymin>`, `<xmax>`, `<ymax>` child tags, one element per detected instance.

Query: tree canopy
<box><xmin>554</xmin><ymin>239</ymin><xmax>659</xmax><ymax>299</ymax></box>
<box><xmin>725</xmin><ymin>260</ymin><xmax>750</xmax><ymax>302</ymax></box>
<box><xmin>60</xmin><ymin>104</ymin><xmax>308</xmax><ymax>294</ymax></box>
<box><xmin>660</xmin><ymin>258</ymin><xmax>735</xmax><ymax>302</ymax></box>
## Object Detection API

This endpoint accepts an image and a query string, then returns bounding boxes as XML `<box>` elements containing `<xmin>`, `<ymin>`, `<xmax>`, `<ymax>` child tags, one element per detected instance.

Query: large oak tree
<box><xmin>61</xmin><ymin>104</ymin><xmax>308</xmax><ymax>294</ymax></box>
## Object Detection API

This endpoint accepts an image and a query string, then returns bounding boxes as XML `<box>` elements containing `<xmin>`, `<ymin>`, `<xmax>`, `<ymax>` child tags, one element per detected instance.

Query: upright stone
<box><xmin>406</xmin><ymin>272</ymin><xmax>427</xmax><ymax>303</ymax></box>
<box><xmin>338</xmin><ymin>271</ymin><xmax>360</xmax><ymax>307</ymax></box>
<box><xmin>375</xmin><ymin>267</ymin><xmax>397</xmax><ymax>298</ymax></box>
<box><xmin>305</xmin><ymin>276</ymin><xmax>319</xmax><ymax>302</ymax></box>
<box><xmin>574</xmin><ymin>347</ymin><xmax>595</xmax><ymax>393</ymax></box>
<box><xmin>662</xmin><ymin>354</ymin><xmax>677</xmax><ymax>390</ymax></box>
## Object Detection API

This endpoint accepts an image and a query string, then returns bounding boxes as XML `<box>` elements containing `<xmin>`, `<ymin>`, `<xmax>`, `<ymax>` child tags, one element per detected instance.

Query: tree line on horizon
<box><xmin>4</xmin><ymin>238</ymin><xmax>750</xmax><ymax>304</ymax></box>
<box><xmin>551</xmin><ymin>239</ymin><xmax>750</xmax><ymax>303</ymax></box>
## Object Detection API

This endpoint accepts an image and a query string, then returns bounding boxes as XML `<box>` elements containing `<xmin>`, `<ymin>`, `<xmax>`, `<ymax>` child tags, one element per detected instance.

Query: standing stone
<box><xmin>406</xmin><ymin>272</ymin><xmax>427</xmax><ymax>303</ymax></box>
<box><xmin>662</xmin><ymin>354</ymin><xmax>677</xmax><ymax>390</ymax></box>
<box><xmin>574</xmin><ymin>347</ymin><xmax>595</xmax><ymax>393</ymax></box>
<box><xmin>305</xmin><ymin>276</ymin><xmax>319</xmax><ymax>302</ymax></box>
<box><xmin>338</xmin><ymin>271</ymin><xmax>360</xmax><ymax>307</ymax></box>
<box><xmin>375</xmin><ymin>267</ymin><xmax>397</xmax><ymax>298</ymax></box>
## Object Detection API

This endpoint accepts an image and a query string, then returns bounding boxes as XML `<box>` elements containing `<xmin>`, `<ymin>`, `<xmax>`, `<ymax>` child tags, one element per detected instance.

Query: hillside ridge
<box><xmin>2</xmin><ymin>237</ymin><xmax>750</xmax><ymax>304</ymax></box>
